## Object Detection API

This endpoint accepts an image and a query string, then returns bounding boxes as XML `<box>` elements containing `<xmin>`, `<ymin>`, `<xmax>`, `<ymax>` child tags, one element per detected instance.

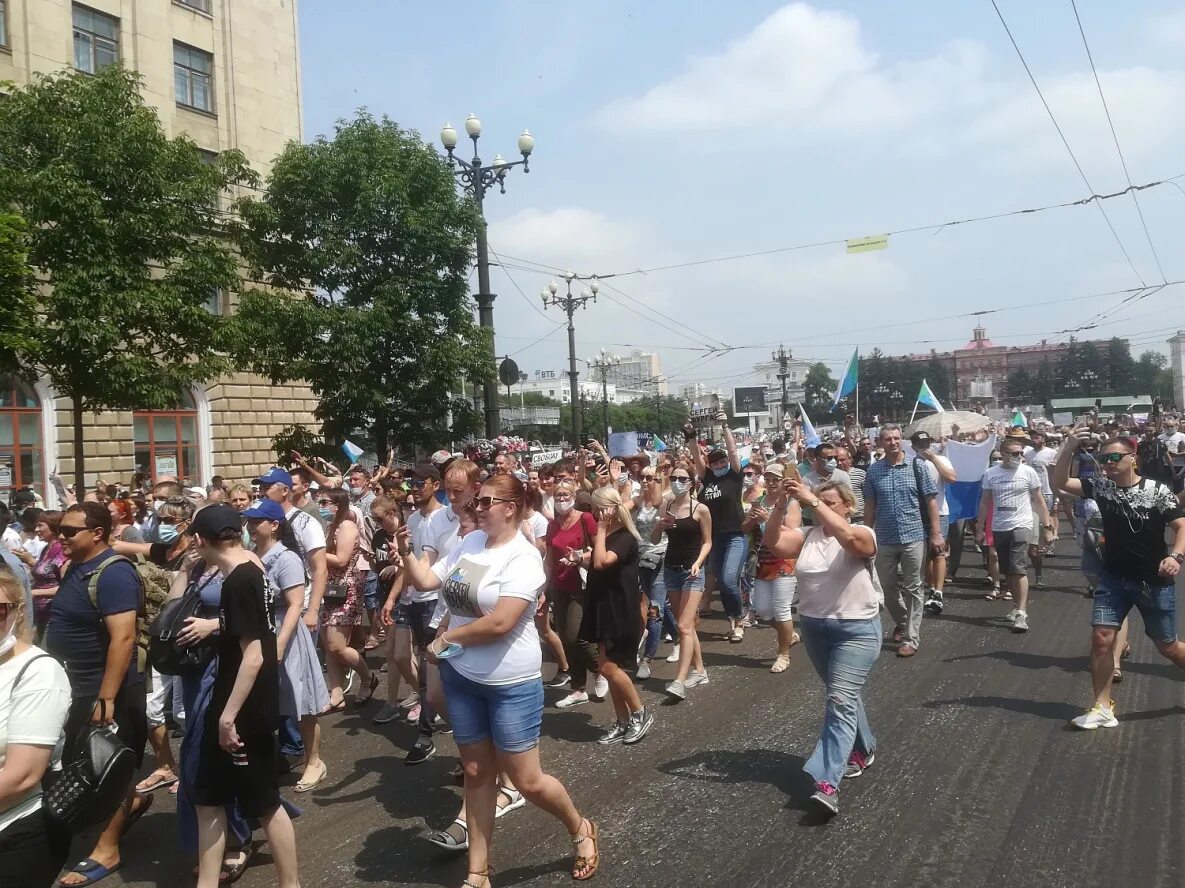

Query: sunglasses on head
<box><xmin>1098</xmin><ymin>451</ymin><xmax>1130</xmax><ymax>464</ymax></box>
<box><xmin>59</xmin><ymin>524</ymin><xmax>98</xmax><ymax>538</ymax></box>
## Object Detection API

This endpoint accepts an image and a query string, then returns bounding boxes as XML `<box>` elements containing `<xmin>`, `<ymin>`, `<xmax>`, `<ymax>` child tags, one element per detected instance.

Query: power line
<box><xmin>989</xmin><ymin>0</ymin><xmax>1148</xmax><ymax>286</ymax></box>
<box><xmin>487</xmin><ymin>244</ymin><xmax>558</xmax><ymax>323</ymax></box>
<box><xmin>507</xmin><ymin>324</ymin><xmax>565</xmax><ymax>357</ymax></box>
<box><xmin>597</xmin><ymin>279</ymin><xmax>732</xmax><ymax>351</ymax></box>
<box><xmin>1069</xmin><ymin>0</ymin><xmax>1168</xmax><ymax>283</ymax></box>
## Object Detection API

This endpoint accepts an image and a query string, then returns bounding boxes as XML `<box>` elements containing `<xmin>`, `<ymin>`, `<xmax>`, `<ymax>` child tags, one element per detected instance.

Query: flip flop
<box><xmin>135</xmin><ymin>768</ymin><xmax>178</xmax><ymax>794</ymax></box>
<box><xmin>325</xmin><ymin>700</ymin><xmax>347</xmax><ymax>714</ymax></box>
<box><xmin>60</xmin><ymin>858</ymin><xmax>121</xmax><ymax>887</ymax></box>
<box><xmin>120</xmin><ymin>792</ymin><xmax>153</xmax><ymax>837</ymax></box>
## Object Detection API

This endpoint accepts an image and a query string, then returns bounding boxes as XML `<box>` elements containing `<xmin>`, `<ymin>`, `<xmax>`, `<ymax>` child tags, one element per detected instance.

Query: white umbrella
<box><xmin>906</xmin><ymin>410</ymin><xmax>992</xmax><ymax>438</ymax></box>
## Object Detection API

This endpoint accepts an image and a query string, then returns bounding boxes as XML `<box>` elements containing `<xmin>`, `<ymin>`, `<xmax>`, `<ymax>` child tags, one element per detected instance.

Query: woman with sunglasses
<box><xmin>244</xmin><ymin>499</ymin><xmax>330</xmax><ymax>791</ymax></box>
<box><xmin>657</xmin><ymin>466</ymin><xmax>712</xmax><ymax>701</ymax></box>
<box><xmin>398</xmin><ymin>474</ymin><xmax>599</xmax><ymax>886</ymax></box>
<box><xmin>0</xmin><ymin>574</ymin><xmax>72</xmax><ymax>888</ymax></box>
<box><xmin>319</xmin><ymin>488</ymin><xmax>378</xmax><ymax>709</ymax></box>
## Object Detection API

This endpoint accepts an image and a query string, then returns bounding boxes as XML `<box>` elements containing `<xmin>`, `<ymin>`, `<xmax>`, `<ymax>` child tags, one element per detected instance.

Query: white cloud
<box><xmin>1147</xmin><ymin>9</ymin><xmax>1185</xmax><ymax>47</ymax></box>
<box><xmin>595</xmin><ymin>3</ymin><xmax>993</xmax><ymax>134</ymax></box>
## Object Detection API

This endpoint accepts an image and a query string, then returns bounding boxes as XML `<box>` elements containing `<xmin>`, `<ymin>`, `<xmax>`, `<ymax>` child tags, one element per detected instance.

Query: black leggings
<box><xmin>0</xmin><ymin>808</ymin><xmax>71</xmax><ymax>888</ymax></box>
<box><xmin>549</xmin><ymin>585</ymin><xmax>599</xmax><ymax>687</ymax></box>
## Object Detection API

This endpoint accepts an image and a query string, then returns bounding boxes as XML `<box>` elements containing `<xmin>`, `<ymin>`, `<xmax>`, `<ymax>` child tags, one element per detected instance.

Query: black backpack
<box><xmin>148</xmin><ymin>569</ymin><xmax>218</xmax><ymax>676</ymax></box>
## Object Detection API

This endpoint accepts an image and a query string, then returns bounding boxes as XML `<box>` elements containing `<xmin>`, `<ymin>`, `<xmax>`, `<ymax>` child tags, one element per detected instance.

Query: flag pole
<box><xmin>855</xmin><ymin>380</ymin><xmax>860</xmax><ymax>427</ymax></box>
<box><xmin>909</xmin><ymin>399</ymin><xmax>919</xmax><ymax>427</ymax></box>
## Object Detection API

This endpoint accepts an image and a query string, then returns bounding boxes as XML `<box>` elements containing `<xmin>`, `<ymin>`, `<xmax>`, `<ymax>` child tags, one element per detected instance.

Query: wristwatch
<box><xmin>809</xmin><ymin>500</ymin><xmax>821</xmax><ymax>509</ymax></box>
<box><xmin>1172</xmin><ymin>552</ymin><xmax>1185</xmax><ymax>564</ymax></box>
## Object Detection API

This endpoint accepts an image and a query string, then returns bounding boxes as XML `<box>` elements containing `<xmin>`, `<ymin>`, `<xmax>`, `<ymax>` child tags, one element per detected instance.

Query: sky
<box><xmin>297</xmin><ymin>1</ymin><xmax>1185</xmax><ymax>395</ymax></box>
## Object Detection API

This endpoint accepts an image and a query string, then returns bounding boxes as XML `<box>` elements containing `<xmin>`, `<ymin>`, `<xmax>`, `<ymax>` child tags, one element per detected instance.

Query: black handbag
<box><xmin>321</xmin><ymin>582</ymin><xmax>349</xmax><ymax>603</ymax></box>
<box><xmin>149</xmin><ymin>592</ymin><xmax>215</xmax><ymax>676</ymax></box>
<box><xmin>42</xmin><ymin>700</ymin><xmax>136</xmax><ymax>831</ymax></box>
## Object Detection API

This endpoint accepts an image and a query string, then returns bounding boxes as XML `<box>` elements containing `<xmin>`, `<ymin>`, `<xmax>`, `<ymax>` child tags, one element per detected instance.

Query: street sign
<box><xmin>732</xmin><ymin>386</ymin><xmax>768</xmax><ymax>417</ymax></box>
<box><xmin>498</xmin><ymin>358</ymin><xmax>521</xmax><ymax>388</ymax></box>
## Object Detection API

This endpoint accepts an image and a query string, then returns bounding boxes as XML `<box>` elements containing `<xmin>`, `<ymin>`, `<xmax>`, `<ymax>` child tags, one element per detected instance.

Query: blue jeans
<box><xmin>363</xmin><ymin>570</ymin><xmax>380</xmax><ymax>612</ymax></box>
<box><xmin>1091</xmin><ymin>571</ymin><xmax>1177</xmax><ymax>643</ymax></box>
<box><xmin>641</xmin><ymin>563</ymin><xmax>676</xmax><ymax>659</ymax></box>
<box><xmin>799</xmin><ymin>616</ymin><xmax>880</xmax><ymax>789</ymax></box>
<box><xmin>439</xmin><ymin>662</ymin><xmax>543</xmax><ymax>753</ymax></box>
<box><xmin>709</xmin><ymin>532</ymin><xmax>747</xmax><ymax>620</ymax></box>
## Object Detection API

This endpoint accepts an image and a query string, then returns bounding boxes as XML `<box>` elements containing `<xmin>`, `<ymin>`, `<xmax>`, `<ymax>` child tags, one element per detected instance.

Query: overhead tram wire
<box><xmin>1069</xmin><ymin>0</ymin><xmax>1168</xmax><ymax>284</ymax></box>
<box><xmin>596</xmin><ymin>279</ymin><xmax>733</xmax><ymax>352</ymax></box>
<box><xmin>989</xmin><ymin>0</ymin><xmax>1148</xmax><ymax>287</ymax></box>
<box><xmin>488</xmin><ymin>243</ymin><xmax>563</xmax><ymax>323</ymax></box>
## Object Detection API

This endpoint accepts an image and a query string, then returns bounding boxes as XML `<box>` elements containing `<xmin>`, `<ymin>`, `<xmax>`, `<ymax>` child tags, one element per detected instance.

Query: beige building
<box><xmin>0</xmin><ymin>0</ymin><xmax>317</xmax><ymax>502</ymax></box>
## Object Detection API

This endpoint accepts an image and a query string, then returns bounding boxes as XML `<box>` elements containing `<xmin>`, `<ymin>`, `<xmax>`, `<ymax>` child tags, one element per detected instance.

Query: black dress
<box><xmin>579</xmin><ymin>528</ymin><xmax>643</xmax><ymax>664</ymax></box>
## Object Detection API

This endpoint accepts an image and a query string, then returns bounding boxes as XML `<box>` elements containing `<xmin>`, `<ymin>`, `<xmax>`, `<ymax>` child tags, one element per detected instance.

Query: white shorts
<box><xmin>146</xmin><ymin>667</ymin><xmax>186</xmax><ymax>728</ymax></box>
<box><xmin>751</xmin><ymin>576</ymin><xmax>796</xmax><ymax>623</ymax></box>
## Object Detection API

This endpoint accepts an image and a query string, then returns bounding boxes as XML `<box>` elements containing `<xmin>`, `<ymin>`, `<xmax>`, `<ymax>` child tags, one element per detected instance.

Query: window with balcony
<box><xmin>73</xmin><ymin>5</ymin><xmax>119</xmax><ymax>74</ymax></box>
<box><xmin>174</xmin><ymin>42</ymin><xmax>213</xmax><ymax>112</ymax></box>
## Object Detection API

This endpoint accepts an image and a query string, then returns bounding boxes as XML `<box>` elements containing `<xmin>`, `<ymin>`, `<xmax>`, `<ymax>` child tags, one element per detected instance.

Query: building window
<box><xmin>175</xmin><ymin>0</ymin><xmax>211</xmax><ymax>12</ymax></box>
<box><xmin>174</xmin><ymin>42</ymin><xmax>213</xmax><ymax>112</ymax></box>
<box><xmin>0</xmin><ymin>376</ymin><xmax>43</xmax><ymax>501</ymax></box>
<box><xmin>73</xmin><ymin>5</ymin><xmax>119</xmax><ymax>74</ymax></box>
<box><xmin>204</xmin><ymin>289</ymin><xmax>223</xmax><ymax>315</ymax></box>
<box><xmin>135</xmin><ymin>389</ymin><xmax>200</xmax><ymax>482</ymax></box>
<box><xmin>0</xmin><ymin>0</ymin><xmax>8</xmax><ymax>49</ymax></box>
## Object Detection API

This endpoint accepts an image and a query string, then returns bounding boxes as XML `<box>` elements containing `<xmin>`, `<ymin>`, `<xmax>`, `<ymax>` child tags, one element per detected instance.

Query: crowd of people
<box><xmin>0</xmin><ymin>407</ymin><xmax>1182</xmax><ymax>887</ymax></box>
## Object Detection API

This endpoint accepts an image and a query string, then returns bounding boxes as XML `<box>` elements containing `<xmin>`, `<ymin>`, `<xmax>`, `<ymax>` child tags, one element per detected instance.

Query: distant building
<box><xmin>751</xmin><ymin>352</ymin><xmax>812</xmax><ymax>426</ymax></box>
<box><xmin>600</xmin><ymin>350</ymin><xmax>666</xmax><ymax>402</ymax></box>
<box><xmin>518</xmin><ymin>371</ymin><xmax>615</xmax><ymax>404</ymax></box>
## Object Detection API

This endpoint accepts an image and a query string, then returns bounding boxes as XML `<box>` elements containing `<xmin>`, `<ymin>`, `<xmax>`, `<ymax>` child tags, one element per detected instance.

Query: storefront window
<box><xmin>134</xmin><ymin>389</ymin><xmax>200</xmax><ymax>482</ymax></box>
<box><xmin>0</xmin><ymin>375</ymin><xmax>43</xmax><ymax>502</ymax></box>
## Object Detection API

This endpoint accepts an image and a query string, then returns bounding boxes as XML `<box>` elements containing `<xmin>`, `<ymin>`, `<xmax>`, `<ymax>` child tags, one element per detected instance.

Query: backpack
<box><xmin>78</xmin><ymin>554</ymin><xmax>172</xmax><ymax>673</ymax></box>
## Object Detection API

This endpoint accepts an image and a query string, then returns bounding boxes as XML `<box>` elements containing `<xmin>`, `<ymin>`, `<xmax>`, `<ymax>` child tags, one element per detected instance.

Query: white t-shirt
<box><xmin>284</xmin><ymin>506</ymin><xmax>326</xmax><ymax>606</ymax></box>
<box><xmin>432</xmin><ymin>530</ymin><xmax>546</xmax><ymax>686</ymax></box>
<box><xmin>522</xmin><ymin>511</ymin><xmax>549</xmax><ymax>547</ymax></box>
<box><xmin>919</xmin><ymin>456</ymin><xmax>953</xmax><ymax>518</ymax></box>
<box><xmin>428</xmin><ymin>507</ymin><xmax>463</xmax><ymax>630</ymax></box>
<box><xmin>406</xmin><ymin>505</ymin><xmax>451</xmax><ymax>604</ymax></box>
<box><xmin>0</xmin><ymin>648</ymin><xmax>71</xmax><ymax>833</ymax></box>
<box><xmin>982</xmin><ymin>463</ymin><xmax>1041</xmax><ymax>532</ymax></box>
<box><xmin>1160</xmin><ymin>431</ymin><xmax>1185</xmax><ymax>465</ymax></box>
<box><xmin>1024</xmin><ymin>446</ymin><xmax>1058</xmax><ymax>497</ymax></box>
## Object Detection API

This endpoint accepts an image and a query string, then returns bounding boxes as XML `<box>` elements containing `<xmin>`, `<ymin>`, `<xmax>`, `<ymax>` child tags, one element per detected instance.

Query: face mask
<box><xmin>0</xmin><ymin>617</ymin><xmax>16</xmax><ymax>657</ymax></box>
<box><xmin>319</xmin><ymin>507</ymin><xmax>333</xmax><ymax>521</ymax></box>
<box><xmin>671</xmin><ymin>479</ymin><xmax>690</xmax><ymax>496</ymax></box>
<box><xmin>742</xmin><ymin>476</ymin><xmax>755</xmax><ymax>489</ymax></box>
<box><xmin>157</xmin><ymin>523</ymin><xmax>180</xmax><ymax>543</ymax></box>
<box><xmin>350</xmin><ymin>486</ymin><xmax>366</xmax><ymax>498</ymax></box>
<box><xmin>712</xmin><ymin>466</ymin><xmax>729</xmax><ymax>478</ymax></box>
<box><xmin>618</xmin><ymin>474</ymin><xmax>631</xmax><ymax>486</ymax></box>
<box><xmin>823</xmin><ymin>458</ymin><xmax>838</xmax><ymax>471</ymax></box>
<box><xmin>554</xmin><ymin>499</ymin><xmax>575</xmax><ymax>515</ymax></box>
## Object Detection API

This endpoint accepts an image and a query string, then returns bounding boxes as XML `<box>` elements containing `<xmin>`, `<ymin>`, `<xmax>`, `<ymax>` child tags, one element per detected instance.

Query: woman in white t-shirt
<box><xmin>399</xmin><ymin>474</ymin><xmax>599</xmax><ymax>886</ymax></box>
<box><xmin>0</xmin><ymin>573</ymin><xmax>72</xmax><ymax>888</ymax></box>
<box><xmin>762</xmin><ymin>479</ymin><xmax>881</xmax><ymax>820</ymax></box>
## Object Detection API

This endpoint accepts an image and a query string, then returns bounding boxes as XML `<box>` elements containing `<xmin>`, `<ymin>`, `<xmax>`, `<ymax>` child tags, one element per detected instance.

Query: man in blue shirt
<box><xmin>863</xmin><ymin>424</ymin><xmax>944</xmax><ymax>658</ymax></box>
<box><xmin>47</xmin><ymin>502</ymin><xmax>149</xmax><ymax>887</ymax></box>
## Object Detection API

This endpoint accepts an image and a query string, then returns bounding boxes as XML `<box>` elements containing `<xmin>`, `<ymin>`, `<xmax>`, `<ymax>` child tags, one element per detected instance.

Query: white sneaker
<box><xmin>665</xmin><ymin>644</ymin><xmax>681</xmax><ymax>663</ymax></box>
<box><xmin>1005</xmin><ymin>608</ymin><xmax>1019</xmax><ymax>623</ymax></box>
<box><xmin>685</xmin><ymin>670</ymin><xmax>709</xmax><ymax>689</ymax></box>
<box><xmin>1071</xmin><ymin>703</ymin><xmax>1118</xmax><ymax>730</ymax></box>
<box><xmin>592</xmin><ymin>674</ymin><xmax>609</xmax><ymax>699</ymax></box>
<box><xmin>636</xmin><ymin>659</ymin><xmax>651</xmax><ymax>681</ymax></box>
<box><xmin>637</xmin><ymin>628</ymin><xmax>649</xmax><ymax>661</ymax></box>
<box><xmin>556</xmin><ymin>690</ymin><xmax>590</xmax><ymax>709</ymax></box>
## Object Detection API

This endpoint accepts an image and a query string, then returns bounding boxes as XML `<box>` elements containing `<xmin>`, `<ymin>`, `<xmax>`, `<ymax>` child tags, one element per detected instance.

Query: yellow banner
<box><xmin>846</xmin><ymin>234</ymin><xmax>889</xmax><ymax>254</ymax></box>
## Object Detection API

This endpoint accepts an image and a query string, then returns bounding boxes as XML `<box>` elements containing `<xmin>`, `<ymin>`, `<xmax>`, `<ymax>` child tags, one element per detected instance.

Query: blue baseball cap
<box><xmin>256</xmin><ymin>467</ymin><xmax>293</xmax><ymax>487</ymax></box>
<box><xmin>242</xmin><ymin>500</ymin><xmax>286</xmax><ymax>522</ymax></box>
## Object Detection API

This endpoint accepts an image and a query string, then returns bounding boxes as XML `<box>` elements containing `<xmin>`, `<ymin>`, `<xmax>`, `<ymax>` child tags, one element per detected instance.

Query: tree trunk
<box><xmin>73</xmin><ymin>400</ymin><xmax>86</xmax><ymax>501</ymax></box>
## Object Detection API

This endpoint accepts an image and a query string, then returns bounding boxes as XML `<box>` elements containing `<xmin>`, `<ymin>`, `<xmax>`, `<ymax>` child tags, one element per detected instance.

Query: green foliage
<box><xmin>230</xmin><ymin>112</ymin><xmax>489</xmax><ymax>452</ymax></box>
<box><xmin>0</xmin><ymin>213</ymin><xmax>36</xmax><ymax>370</ymax></box>
<box><xmin>0</xmin><ymin>66</ymin><xmax>258</xmax><ymax>489</ymax></box>
<box><xmin>803</xmin><ymin>363</ymin><xmax>838</xmax><ymax>417</ymax></box>
<box><xmin>271</xmin><ymin>424</ymin><xmax>342</xmax><ymax>469</ymax></box>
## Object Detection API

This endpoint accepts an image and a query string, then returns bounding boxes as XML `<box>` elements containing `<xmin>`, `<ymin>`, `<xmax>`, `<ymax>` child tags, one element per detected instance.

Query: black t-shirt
<box><xmin>698</xmin><ymin>467</ymin><xmax>745</xmax><ymax>535</ymax></box>
<box><xmin>212</xmin><ymin>562</ymin><xmax>279</xmax><ymax>735</ymax></box>
<box><xmin>585</xmin><ymin>529</ymin><xmax>639</xmax><ymax>604</ymax></box>
<box><xmin>370</xmin><ymin>527</ymin><xmax>395</xmax><ymax>572</ymax></box>
<box><xmin>1081</xmin><ymin>476</ymin><xmax>1185</xmax><ymax>582</ymax></box>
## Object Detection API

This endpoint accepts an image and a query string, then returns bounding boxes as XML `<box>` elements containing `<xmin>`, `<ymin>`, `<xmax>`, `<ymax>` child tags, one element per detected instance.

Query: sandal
<box><xmin>1002</xmin><ymin>590</ymin><xmax>1013</xmax><ymax>601</ymax></box>
<box><xmin>571</xmin><ymin>818</ymin><xmax>599</xmax><ymax>881</ymax></box>
<box><xmin>325</xmin><ymin>699</ymin><xmax>347</xmax><ymax>714</ymax></box>
<box><xmin>356</xmin><ymin>672</ymin><xmax>380</xmax><ymax>705</ymax></box>
<box><xmin>770</xmin><ymin>654</ymin><xmax>791</xmax><ymax>674</ymax></box>
<box><xmin>363</xmin><ymin>638</ymin><xmax>380</xmax><ymax>651</ymax></box>
<box><xmin>986</xmin><ymin>588</ymin><xmax>1001</xmax><ymax>601</ymax></box>
<box><xmin>461</xmin><ymin>868</ymin><xmax>493</xmax><ymax>888</ymax></box>
<box><xmin>1121</xmin><ymin>641</ymin><xmax>1132</xmax><ymax>660</ymax></box>
<box><xmin>135</xmin><ymin>767</ymin><xmax>178</xmax><ymax>794</ymax></box>
<box><xmin>294</xmin><ymin>761</ymin><xmax>328</xmax><ymax>793</ymax></box>
<box><xmin>495</xmin><ymin>786</ymin><xmax>526</xmax><ymax>819</ymax></box>
<box><xmin>729</xmin><ymin>626</ymin><xmax>744</xmax><ymax>644</ymax></box>
<box><xmin>120</xmin><ymin>791</ymin><xmax>153</xmax><ymax>837</ymax></box>
<box><xmin>1113</xmin><ymin>668</ymin><xmax>1124</xmax><ymax>684</ymax></box>
<box><xmin>427</xmin><ymin>818</ymin><xmax>468</xmax><ymax>852</ymax></box>
<box><xmin>790</xmin><ymin>631</ymin><xmax>800</xmax><ymax>647</ymax></box>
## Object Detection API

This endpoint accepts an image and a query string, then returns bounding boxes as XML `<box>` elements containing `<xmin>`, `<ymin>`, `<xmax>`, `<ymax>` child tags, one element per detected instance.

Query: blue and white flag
<box><xmin>341</xmin><ymin>440</ymin><xmax>364</xmax><ymax>463</ymax></box>
<box><xmin>944</xmin><ymin>435</ymin><xmax>996</xmax><ymax>521</ymax></box>
<box><xmin>798</xmin><ymin>402</ymin><xmax>822</xmax><ymax>448</ymax></box>
<box><xmin>831</xmin><ymin>348</ymin><xmax>859</xmax><ymax>410</ymax></box>
<box><xmin>652</xmin><ymin>435</ymin><xmax>667</xmax><ymax>452</ymax></box>
<box><xmin>917</xmin><ymin>379</ymin><xmax>945</xmax><ymax>413</ymax></box>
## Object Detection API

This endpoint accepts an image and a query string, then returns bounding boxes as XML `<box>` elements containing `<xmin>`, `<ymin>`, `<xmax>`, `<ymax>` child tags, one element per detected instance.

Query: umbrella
<box><xmin>906</xmin><ymin>410</ymin><xmax>992</xmax><ymax>439</ymax></box>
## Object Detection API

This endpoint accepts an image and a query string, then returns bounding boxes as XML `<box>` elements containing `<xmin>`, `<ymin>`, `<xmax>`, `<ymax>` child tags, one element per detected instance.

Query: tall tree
<box><xmin>0</xmin><ymin>67</ymin><xmax>254</xmax><ymax>492</ymax></box>
<box><xmin>803</xmin><ymin>363</ymin><xmax>838</xmax><ymax>418</ymax></box>
<box><xmin>1103</xmin><ymin>337</ymin><xmax>1134</xmax><ymax>395</ymax></box>
<box><xmin>1005</xmin><ymin>368</ymin><xmax>1035</xmax><ymax>404</ymax></box>
<box><xmin>231</xmin><ymin>112</ymin><xmax>489</xmax><ymax>452</ymax></box>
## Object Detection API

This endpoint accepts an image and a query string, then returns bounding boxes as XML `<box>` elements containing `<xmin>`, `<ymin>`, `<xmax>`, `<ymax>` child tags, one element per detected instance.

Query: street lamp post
<box><xmin>542</xmin><ymin>273</ymin><xmax>598</xmax><ymax>445</ymax></box>
<box><xmin>590</xmin><ymin>349</ymin><xmax>621</xmax><ymax>443</ymax></box>
<box><xmin>441</xmin><ymin>114</ymin><xmax>534</xmax><ymax>438</ymax></box>
<box><xmin>774</xmin><ymin>344</ymin><xmax>792</xmax><ymax>431</ymax></box>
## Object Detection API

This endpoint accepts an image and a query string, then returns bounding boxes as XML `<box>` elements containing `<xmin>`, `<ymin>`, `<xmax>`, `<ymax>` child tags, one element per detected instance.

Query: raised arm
<box><xmin>719</xmin><ymin>412</ymin><xmax>741</xmax><ymax>473</ymax></box>
<box><xmin>1053</xmin><ymin>429</ymin><xmax>1086</xmax><ymax>497</ymax></box>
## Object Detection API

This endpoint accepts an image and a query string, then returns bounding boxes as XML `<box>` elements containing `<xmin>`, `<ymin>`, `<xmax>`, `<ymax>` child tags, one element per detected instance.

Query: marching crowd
<box><xmin>0</xmin><ymin>408</ymin><xmax>1183</xmax><ymax>888</ymax></box>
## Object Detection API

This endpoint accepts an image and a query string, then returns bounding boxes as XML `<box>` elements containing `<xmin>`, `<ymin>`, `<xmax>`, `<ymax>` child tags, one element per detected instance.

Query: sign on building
<box><xmin>732</xmin><ymin>386</ymin><xmax>768</xmax><ymax>416</ymax></box>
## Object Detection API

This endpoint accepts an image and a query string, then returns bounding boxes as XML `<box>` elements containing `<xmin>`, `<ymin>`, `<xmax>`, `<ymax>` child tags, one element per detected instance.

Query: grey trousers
<box><xmin>877</xmin><ymin>541</ymin><xmax>927</xmax><ymax>647</ymax></box>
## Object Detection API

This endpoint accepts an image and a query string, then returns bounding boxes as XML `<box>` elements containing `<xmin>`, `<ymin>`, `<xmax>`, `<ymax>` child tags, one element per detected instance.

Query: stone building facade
<box><xmin>0</xmin><ymin>0</ymin><xmax>317</xmax><ymax>501</ymax></box>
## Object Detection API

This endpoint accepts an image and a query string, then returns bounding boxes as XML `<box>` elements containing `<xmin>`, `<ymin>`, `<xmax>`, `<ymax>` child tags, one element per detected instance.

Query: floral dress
<box><xmin>30</xmin><ymin>539</ymin><xmax>67</xmax><ymax>632</ymax></box>
<box><xmin>320</xmin><ymin>522</ymin><xmax>364</xmax><ymax>627</ymax></box>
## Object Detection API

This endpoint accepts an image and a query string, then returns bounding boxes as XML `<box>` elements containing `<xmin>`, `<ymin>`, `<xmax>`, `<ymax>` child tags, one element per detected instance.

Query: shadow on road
<box><xmin>924</xmin><ymin>695</ymin><xmax>1080</xmax><ymax>721</ymax></box>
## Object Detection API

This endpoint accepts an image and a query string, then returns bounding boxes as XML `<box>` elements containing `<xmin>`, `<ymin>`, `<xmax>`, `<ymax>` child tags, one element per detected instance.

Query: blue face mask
<box><xmin>712</xmin><ymin>466</ymin><xmax>729</xmax><ymax>477</ymax></box>
<box><xmin>157</xmin><ymin>523</ymin><xmax>180</xmax><ymax>543</ymax></box>
<box><xmin>319</xmin><ymin>507</ymin><xmax>333</xmax><ymax>521</ymax></box>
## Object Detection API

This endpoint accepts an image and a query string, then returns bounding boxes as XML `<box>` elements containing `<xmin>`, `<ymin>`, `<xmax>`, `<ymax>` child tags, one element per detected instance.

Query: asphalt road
<box><xmin>98</xmin><ymin>532</ymin><xmax>1185</xmax><ymax>888</ymax></box>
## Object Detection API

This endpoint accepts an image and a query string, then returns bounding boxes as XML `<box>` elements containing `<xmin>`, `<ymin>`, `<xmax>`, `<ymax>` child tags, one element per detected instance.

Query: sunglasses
<box><xmin>671</xmin><ymin>475</ymin><xmax>691</xmax><ymax>482</ymax></box>
<box><xmin>406</xmin><ymin>479</ymin><xmax>427</xmax><ymax>490</ymax></box>
<box><xmin>59</xmin><ymin>524</ymin><xmax>99</xmax><ymax>538</ymax></box>
<box><xmin>1098</xmin><ymin>452</ymin><xmax>1130</xmax><ymax>464</ymax></box>
<box><xmin>0</xmin><ymin>601</ymin><xmax>16</xmax><ymax>620</ymax></box>
<box><xmin>475</xmin><ymin>496</ymin><xmax>514</xmax><ymax>510</ymax></box>
<box><xmin>317</xmin><ymin>499</ymin><xmax>333</xmax><ymax>506</ymax></box>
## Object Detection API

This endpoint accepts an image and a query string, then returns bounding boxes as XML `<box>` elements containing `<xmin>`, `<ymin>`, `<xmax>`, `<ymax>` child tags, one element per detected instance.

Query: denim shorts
<box><xmin>439</xmin><ymin>661</ymin><xmax>543</xmax><ymax>753</ymax></box>
<box><xmin>363</xmin><ymin>570</ymin><xmax>380</xmax><ymax>612</ymax></box>
<box><xmin>1091</xmin><ymin>571</ymin><xmax>1178</xmax><ymax>643</ymax></box>
<box><xmin>392</xmin><ymin>599</ymin><xmax>410</xmax><ymax>627</ymax></box>
<box><xmin>663</xmin><ymin>565</ymin><xmax>705</xmax><ymax>594</ymax></box>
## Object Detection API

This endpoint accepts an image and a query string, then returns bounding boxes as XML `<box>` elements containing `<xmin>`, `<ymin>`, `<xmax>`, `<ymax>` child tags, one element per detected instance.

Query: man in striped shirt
<box><xmin>836</xmin><ymin>445</ymin><xmax>865</xmax><ymax>524</ymax></box>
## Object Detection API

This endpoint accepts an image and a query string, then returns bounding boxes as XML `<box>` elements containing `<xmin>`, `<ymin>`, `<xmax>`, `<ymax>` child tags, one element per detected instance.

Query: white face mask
<box><xmin>0</xmin><ymin>612</ymin><xmax>18</xmax><ymax>657</ymax></box>
<box><xmin>554</xmin><ymin>499</ymin><xmax>575</xmax><ymax>515</ymax></box>
<box><xmin>671</xmin><ymin>479</ymin><xmax>690</xmax><ymax>496</ymax></box>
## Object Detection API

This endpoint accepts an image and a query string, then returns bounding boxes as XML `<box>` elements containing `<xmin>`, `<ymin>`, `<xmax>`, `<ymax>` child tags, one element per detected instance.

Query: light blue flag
<box><xmin>831</xmin><ymin>348</ymin><xmax>859</xmax><ymax>410</ymax></box>
<box><xmin>1011</xmin><ymin>410</ymin><xmax>1027</xmax><ymax>428</ymax></box>
<box><xmin>341</xmin><ymin>439</ymin><xmax>364</xmax><ymax>463</ymax></box>
<box><xmin>798</xmin><ymin>402</ymin><xmax>821</xmax><ymax>448</ymax></box>
<box><xmin>918</xmin><ymin>379</ymin><xmax>945</xmax><ymax>413</ymax></box>
<box><xmin>652</xmin><ymin>435</ymin><xmax>667</xmax><ymax>452</ymax></box>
